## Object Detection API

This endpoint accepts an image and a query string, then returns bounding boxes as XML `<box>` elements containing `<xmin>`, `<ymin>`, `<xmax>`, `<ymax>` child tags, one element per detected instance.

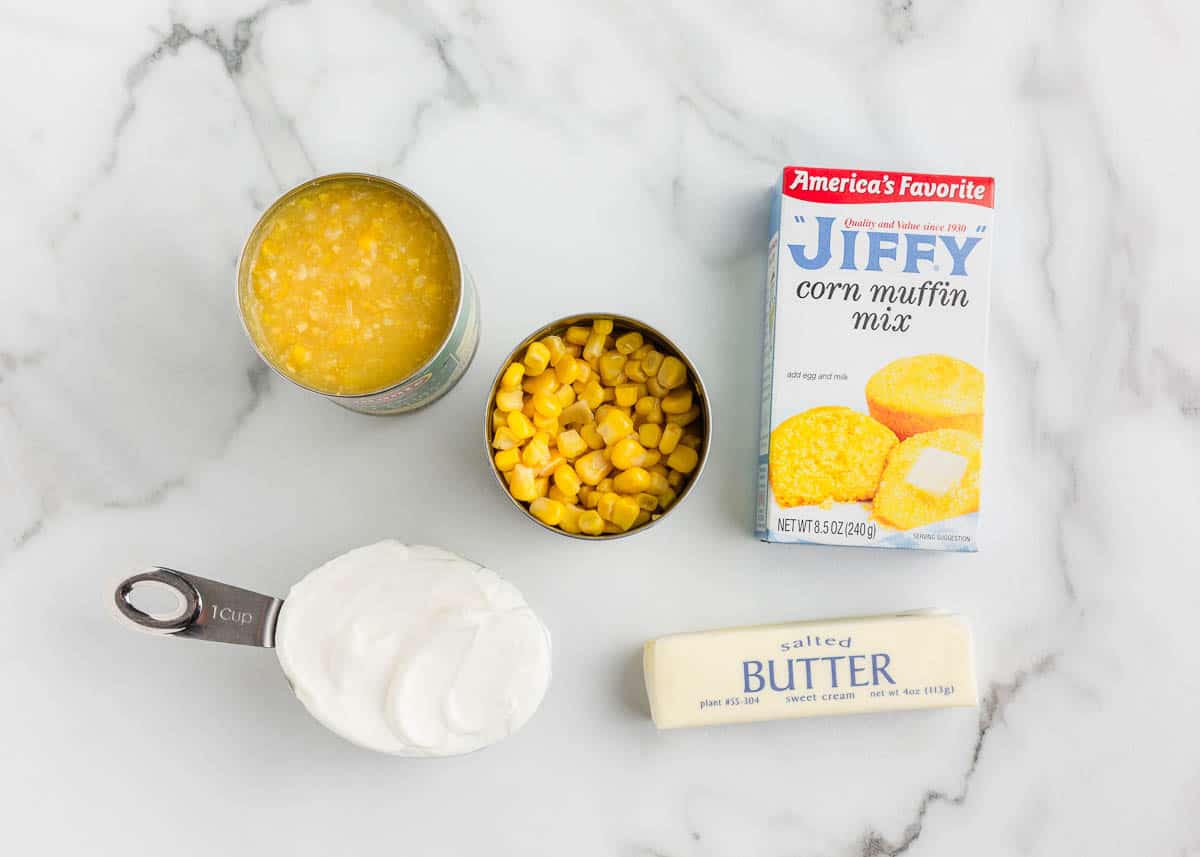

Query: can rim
<box><xmin>483</xmin><ymin>312</ymin><xmax>713</xmax><ymax>541</ymax></box>
<box><xmin>235</xmin><ymin>172</ymin><xmax>470</xmax><ymax>401</ymax></box>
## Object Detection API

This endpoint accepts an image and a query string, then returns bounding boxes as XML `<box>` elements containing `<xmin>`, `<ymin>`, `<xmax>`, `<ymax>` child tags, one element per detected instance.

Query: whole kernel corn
<box><xmin>493</xmin><ymin>318</ymin><xmax>704</xmax><ymax>537</ymax></box>
<box><xmin>524</xmin><ymin>341</ymin><xmax>550</xmax><ymax>375</ymax></box>
<box><xmin>613</xmin><ymin>466</ymin><xmax>652</xmax><ymax>494</ymax></box>
<box><xmin>575</xmin><ymin>450</ymin><xmax>612</xmax><ymax>485</ymax></box>
<box><xmin>530</xmin><ymin>497</ymin><xmax>564</xmax><ymax>526</ymax></box>
<box><xmin>495</xmin><ymin>448</ymin><xmax>520</xmax><ymax>471</ymax></box>
<box><xmin>658</xmin><ymin>422</ymin><xmax>683</xmax><ymax>454</ymax></box>
<box><xmin>501</xmin><ymin>362</ymin><xmax>525</xmax><ymax>390</ymax></box>
<box><xmin>610</xmin><ymin>496</ymin><xmax>640</xmax><ymax>530</ymax></box>
<box><xmin>554</xmin><ymin>464</ymin><xmax>581</xmax><ymax>496</ymax></box>
<box><xmin>533</xmin><ymin>391</ymin><xmax>562</xmax><ymax>418</ymax></box>
<box><xmin>496</xmin><ymin>388</ymin><xmax>525</xmax><ymax>412</ymax></box>
<box><xmin>542</xmin><ymin>335</ymin><xmax>567</xmax><ymax>365</ymax></box>
<box><xmin>661</xmin><ymin>388</ymin><xmax>693</xmax><ymax>415</ymax></box>
<box><xmin>508</xmin><ymin>411</ymin><xmax>535</xmax><ymax>441</ymax></box>
<box><xmin>668</xmin><ymin>445</ymin><xmax>699</xmax><ymax>474</ymax></box>
<box><xmin>557</xmin><ymin>429</ymin><xmax>587</xmax><ymax>459</ymax></box>
<box><xmin>578</xmin><ymin>510</ymin><xmax>604</xmax><ymax>535</ymax></box>
<box><xmin>615</xmin><ymin>331</ymin><xmax>643</xmax><ymax>354</ymax></box>
<box><xmin>610</xmin><ymin>436</ymin><xmax>648</xmax><ymax>470</ymax></box>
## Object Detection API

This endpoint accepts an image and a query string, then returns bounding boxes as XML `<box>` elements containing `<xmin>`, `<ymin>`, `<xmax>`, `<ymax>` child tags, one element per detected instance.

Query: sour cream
<box><xmin>274</xmin><ymin>541</ymin><xmax>552</xmax><ymax>756</ymax></box>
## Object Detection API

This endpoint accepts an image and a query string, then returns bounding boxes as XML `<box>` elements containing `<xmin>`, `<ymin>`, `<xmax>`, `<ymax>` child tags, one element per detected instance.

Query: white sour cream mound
<box><xmin>275</xmin><ymin>541</ymin><xmax>552</xmax><ymax>756</ymax></box>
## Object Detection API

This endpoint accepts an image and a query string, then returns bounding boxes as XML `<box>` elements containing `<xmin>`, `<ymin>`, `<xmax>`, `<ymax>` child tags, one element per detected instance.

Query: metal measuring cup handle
<box><xmin>113</xmin><ymin>568</ymin><xmax>283</xmax><ymax>648</ymax></box>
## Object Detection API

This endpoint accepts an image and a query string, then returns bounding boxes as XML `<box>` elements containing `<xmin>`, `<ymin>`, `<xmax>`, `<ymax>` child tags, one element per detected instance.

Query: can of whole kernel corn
<box><xmin>484</xmin><ymin>313</ymin><xmax>713</xmax><ymax>540</ymax></box>
<box><xmin>236</xmin><ymin>173</ymin><xmax>479</xmax><ymax>415</ymax></box>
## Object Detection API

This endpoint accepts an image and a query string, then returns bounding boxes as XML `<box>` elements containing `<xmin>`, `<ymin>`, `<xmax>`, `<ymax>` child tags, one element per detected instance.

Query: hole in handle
<box><xmin>115</xmin><ymin>569</ymin><xmax>200</xmax><ymax>633</ymax></box>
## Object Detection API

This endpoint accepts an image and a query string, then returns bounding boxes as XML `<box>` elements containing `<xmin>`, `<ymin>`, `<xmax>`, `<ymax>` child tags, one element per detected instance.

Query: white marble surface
<box><xmin>3</xmin><ymin>1</ymin><xmax>1198</xmax><ymax>854</ymax></box>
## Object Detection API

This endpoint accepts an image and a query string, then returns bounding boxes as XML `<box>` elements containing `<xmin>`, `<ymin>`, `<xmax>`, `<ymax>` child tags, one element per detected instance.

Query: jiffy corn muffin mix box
<box><xmin>756</xmin><ymin>166</ymin><xmax>995</xmax><ymax>551</ymax></box>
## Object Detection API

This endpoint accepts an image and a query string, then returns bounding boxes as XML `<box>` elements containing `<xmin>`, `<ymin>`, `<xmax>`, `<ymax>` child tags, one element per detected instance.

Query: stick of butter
<box><xmin>643</xmin><ymin>610</ymin><xmax>976</xmax><ymax>729</ymax></box>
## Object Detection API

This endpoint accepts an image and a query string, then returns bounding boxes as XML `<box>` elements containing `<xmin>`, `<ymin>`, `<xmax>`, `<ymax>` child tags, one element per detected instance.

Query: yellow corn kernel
<box><xmin>661</xmin><ymin>388</ymin><xmax>693</xmax><ymax>415</ymax></box>
<box><xmin>610</xmin><ymin>436</ymin><xmax>649</xmax><ymax>470</ymax></box>
<box><xmin>533</xmin><ymin>391</ymin><xmax>562</xmax><ymax>418</ymax></box>
<box><xmin>556</xmin><ymin>429</ymin><xmax>587</xmax><ymax>459</ymax></box>
<box><xmin>538</xmin><ymin>454</ymin><xmax>565</xmax><ymax>477</ymax></box>
<box><xmin>603</xmin><ymin>522</ymin><xmax>623</xmax><ymax>534</ymax></box>
<box><xmin>555</xmin><ymin>355</ymin><xmax>580</xmax><ymax>386</ymax></box>
<box><xmin>667</xmin><ymin>405</ymin><xmax>701</xmax><ymax>427</ymax></box>
<box><xmin>492</xmin><ymin>426</ymin><xmax>520</xmax><ymax>450</ymax></box>
<box><xmin>614</xmin><ymin>384</ymin><xmax>639</xmax><ymax>407</ymax></box>
<box><xmin>641</xmin><ymin>350</ymin><xmax>664</xmax><ymax>374</ymax></box>
<box><xmin>624</xmin><ymin>360</ymin><xmax>646</xmax><ymax>383</ymax></box>
<box><xmin>575</xmin><ymin>449</ymin><xmax>612</xmax><ymax>485</ymax></box>
<box><xmin>494</xmin><ymin>448</ymin><xmax>520</xmax><ymax>471</ymax></box>
<box><xmin>667</xmin><ymin>470</ymin><xmax>684</xmax><ymax>490</ymax></box>
<box><xmin>522</xmin><ymin>434</ymin><xmax>552</xmax><ymax>469</ymax></box>
<box><xmin>634</xmin><ymin>395</ymin><xmax>658</xmax><ymax>416</ymax></box>
<box><xmin>646</xmin><ymin>376</ymin><xmax>669</xmax><ymax>398</ymax></box>
<box><xmin>635</xmin><ymin>510</ymin><xmax>652</xmax><ymax>526</ymax></box>
<box><xmin>601</xmin><ymin>386</ymin><xmax>616</xmax><ymax>403</ymax></box>
<box><xmin>508</xmin><ymin>410</ymin><xmax>535</xmax><ymax>441</ymax></box>
<box><xmin>524</xmin><ymin>341</ymin><xmax>550</xmax><ymax>375</ymax></box>
<box><xmin>641</xmin><ymin>450</ymin><xmax>661</xmax><ymax>468</ymax></box>
<box><xmin>680</xmin><ymin>432</ymin><xmax>702</xmax><ymax>449</ymax></box>
<box><xmin>555</xmin><ymin>384</ymin><xmax>576</xmax><ymax>408</ymax></box>
<box><xmin>553</xmin><ymin>463</ymin><xmax>582</xmax><ymax>496</ymax></box>
<box><xmin>509</xmin><ymin>464</ymin><xmax>538</xmax><ymax>502</ymax></box>
<box><xmin>580</xmin><ymin>422</ymin><xmax>605</xmax><ymax>450</ymax></box>
<box><xmin>492</xmin><ymin>408</ymin><xmax>507</xmax><ymax>431</ymax></box>
<box><xmin>631</xmin><ymin>343</ymin><xmax>652</xmax><ymax>360</ymax></box>
<box><xmin>649</xmin><ymin>462</ymin><xmax>669</xmax><ymax>477</ymax></box>
<box><xmin>529</xmin><ymin>497</ymin><xmax>564</xmax><ymax>526</ymax></box>
<box><xmin>596</xmin><ymin>477</ymin><xmax>614</xmax><ymax>494</ymax></box>
<box><xmin>573</xmin><ymin>360</ymin><xmax>593</xmax><ymax>384</ymax></box>
<box><xmin>656</xmin><ymin>356</ymin><xmax>687</xmax><ymax>389</ymax></box>
<box><xmin>532</xmin><ymin>412</ymin><xmax>559</xmax><ymax>435</ymax></box>
<box><xmin>636</xmin><ymin>492</ymin><xmax>659</xmax><ymax>511</ymax></box>
<box><xmin>598</xmin><ymin>351</ymin><xmax>626</xmax><ymax>385</ymax></box>
<box><xmin>559</xmin><ymin>400</ymin><xmax>593</xmax><ymax>427</ymax></box>
<box><xmin>659</xmin><ymin>487</ymin><xmax>678</xmax><ymax>508</ymax></box>
<box><xmin>638</xmin><ymin>423</ymin><xmax>662</xmax><ymax>448</ymax></box>
<box><xmin>524</xmin><ymin>370</ymin><xmax>559</xmax><ymax>396</ymax></box>
<box><xmin>592</xmin><ymin>318</ymin><xmax>614</xmax><ymax>336</ymax></box>
<box><xmin>495</xmin><ymin>387</ymin><xmax>525</xmax><ymax>412</ymax></box>
<box><xmin>501</xmin><ymin>362</ymin><xmax>525</xmax><ymax>390</ymax></box>
<box><xmin>583</xmin><ymin>332</ymin><xmax>606</xmax><ymax>363</ymax></box>
<box><xmin>581</xmin><ymin>489</ymin><xmax>600</xmax><ymax>509</ymax></box>
<box><xmin>565</xmin><ymin>325</ymin><xmax>590</xmax><ymax>345</ymax></box>
<box><xmin>559</xmin><ymin>504</ymin><xmax>582</xmax><ymax>534</ymax></box>
<box><xmin>610</xmin><ymin>495</ymin><xmax>640</xmax><ymax>531</ymax></box>
<box><xmin>597</xmin><ymin>408</ymin><xmax>634</xmax><ymax>445</ymax></box>
<box><xmin>648</xmin><ymin>471</ymin><xmax>671</xmax><ymax>495</ymax></box>
<box><xmin>534</xmin><ymin>476</ymin><xmax>549</xmax><ymax>498</ymax></box>
<box><xmin>596</xmin><ymin>491</ymin><xmax>620</xmax><ymax>521</ymax></box>
<box><xmin>542</xmin><ymin>335</ymin><xmax>567</xmax><ymax>365</ymax></box>
<box><xmin>668</xmin><ymin>444</ymin><xmax>699</xmax><ymax>474</ymax></box>
<box><xmin>579</xmin><ymin>510</ymin><xmax>604</xmax><ymax>535</ymax></box>
<box><xmin>614</xmin><ymin>331</ymin><xmax>643</xmax><ymax>355</ymax></box>
<box><xmin>522</xmin><ymin>397</ymin><xmax>536</xmax><ymax>418</ymax></box>
<box><xmin>647</xmin><ymin>401</ymin><xmax>665</xmax><ymax>425</ymax></box>
<box><xmin>581</xmin><ymin>378</ymin><xmax>605</xmax><ymax>410</ymax></box>
<box><xmin>658</xmin><ymin>422</ymin><xmax>683</xmax><ymax>454</ymax></box>
<box><xmin>547</xmin><ymin>484</ymin><xmax>573</xmax><ymax>504</ymax></box>
<box><xmin>613</xmin><ymin>466</ymin><xmax>652</xmax><ymax>494</ymax></box>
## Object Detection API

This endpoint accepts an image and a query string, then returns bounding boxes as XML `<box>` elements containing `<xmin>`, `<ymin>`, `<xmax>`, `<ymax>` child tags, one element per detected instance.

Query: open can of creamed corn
<box><xmin>485</xmin><ymin>313</ymin><xmax>712</xmax><ymax>540</ymax></box>
<box><xmin>236</xmin><ymin>173</ymin><xmax>479</xmax><ymax>415</ymax></box>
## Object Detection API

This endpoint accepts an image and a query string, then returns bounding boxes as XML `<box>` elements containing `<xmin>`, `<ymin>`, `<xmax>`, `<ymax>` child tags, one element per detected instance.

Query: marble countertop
<box><xmin>4</xmin><ymin>2</ymin><xmax>1198</xmax><ymax>854</ymax></box>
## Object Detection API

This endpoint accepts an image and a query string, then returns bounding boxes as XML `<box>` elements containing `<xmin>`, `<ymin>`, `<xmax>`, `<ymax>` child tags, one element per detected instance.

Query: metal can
<box><xmin>236</xmin><ymin>173</ymin><xmax>479</xmax><ymax>415</ymax></box>
<box><xmin>484</xmin><ymin>312</ymin><xmax>712</xmax><ymax>540</ymax></box>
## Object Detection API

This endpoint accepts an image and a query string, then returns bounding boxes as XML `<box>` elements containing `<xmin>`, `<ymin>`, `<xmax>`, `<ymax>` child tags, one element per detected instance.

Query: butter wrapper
<box><xmin>756</xmin><ymin>166</ymin><xmax>995</xmax><ymax>550</ymax></box>
<box><xmin>644</xmin><ymin>611</ymin><xmax>976</xmax><ymax>730</ymax></box>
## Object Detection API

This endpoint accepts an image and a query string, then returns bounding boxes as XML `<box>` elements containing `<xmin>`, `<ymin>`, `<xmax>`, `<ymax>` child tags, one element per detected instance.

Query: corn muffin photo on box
<box><xmin>756</xmin><ymin>166</ymin><xmax>995</xmax><ymax>551</ymax></box>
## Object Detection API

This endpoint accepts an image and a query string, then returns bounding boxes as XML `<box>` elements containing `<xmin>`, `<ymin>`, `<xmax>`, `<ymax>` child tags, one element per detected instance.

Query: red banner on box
<box><xmin>783</xmin><ymin>166</ymin><xmax>995</xmax><ymax>208</ymax></box>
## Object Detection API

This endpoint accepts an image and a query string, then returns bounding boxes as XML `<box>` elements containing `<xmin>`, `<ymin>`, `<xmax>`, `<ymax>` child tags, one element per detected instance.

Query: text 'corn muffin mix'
<box><xmin>490</xmin><ymin>318</ymin><xmax>705</xmax><ymax>537</ymax></box>
<box><xmin>756</xmin><ymin>166</ymin><xmax>995</xmax><ymax>551</ymax></box>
